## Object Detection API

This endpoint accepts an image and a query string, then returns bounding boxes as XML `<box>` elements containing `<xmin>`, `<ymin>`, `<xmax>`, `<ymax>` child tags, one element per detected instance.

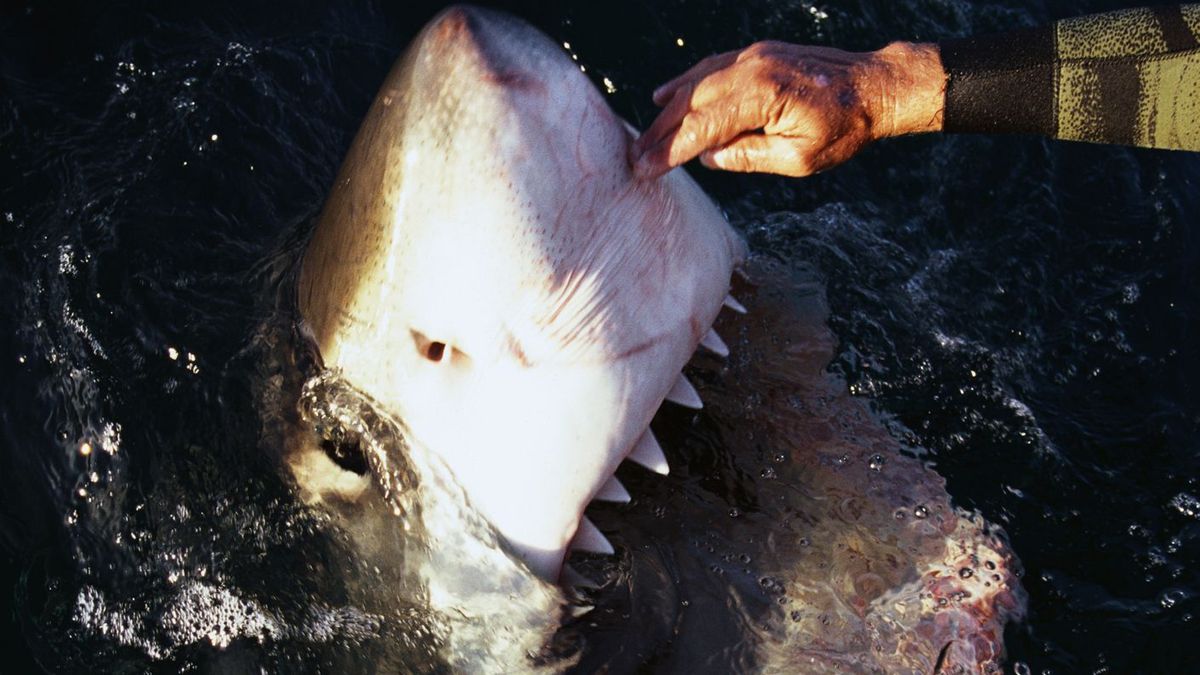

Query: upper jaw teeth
<box><xmin>665</xmin><ymin>374</ymin><xmax>703</xmax><ymax>409</ymax></box>
<box><xmin>593</xmin><ymin>475</ymin><xmax>631</xmax><ymax>503</ymax></box>
<box><xmin>723</xmin><ymin>294</ymin><xmax>747</xmax><ymax>314</ymax></box>
<box><xmin>699</xmin><ymin>328</ymin><xmax>729</xmax><ymax>357</ymax></box>
<box><xmin>627</xmin><ymin>430</ymin><xmax>669</xmax><ymax>475</ymax></box>
<box><xmin>561</xmin><ymin>563</ymin><xmax>600</xmax><ymax>588</ymax></box>
<box><xmin>569</xmin><ymin>516</ymin><xmax>614</xmax><ymax>555</ymax></box>
<box><xmin>565</xmin><ymin>292</ymin><xmax>747</xmax><ymax>586</ymax></box>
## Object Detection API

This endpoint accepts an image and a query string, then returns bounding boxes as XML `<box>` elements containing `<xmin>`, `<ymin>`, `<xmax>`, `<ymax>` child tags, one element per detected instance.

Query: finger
<box><xmin>636</xmin><ymin>57</ymin><xmax>759</xmax><ymax>162</ymax></box>
<box><xmin>629</xmin><ymin>82</ymin><xmax>695</xmax><ymax>166</ymax></box>
<box><xmin>635</xmin><ymin>96</ymin><xmax>763</xmax><ymax>179</ymax></box>
<box><xmin>698</xmin><ymin>133</ymin><xmax>814</xmax><ymax>177</ymax></box>
<box><xmin>651</xmin><ymin>50</ymin><xmax>739</xmax><ymax>105</ymax></box>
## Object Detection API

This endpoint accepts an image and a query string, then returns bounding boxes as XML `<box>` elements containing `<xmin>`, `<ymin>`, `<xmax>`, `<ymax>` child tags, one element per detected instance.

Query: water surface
<box><xmin>2</xmin><ymin>1</ymin><xmax>1197</xmax><ymax>672</ymax></box>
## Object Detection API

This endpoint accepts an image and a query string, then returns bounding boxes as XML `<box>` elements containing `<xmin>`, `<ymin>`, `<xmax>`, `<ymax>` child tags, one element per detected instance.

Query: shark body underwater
<box><xmin>284</xmin><ymin>5</ymin><xmax>1026</xmax><ymax>671</ymax></box>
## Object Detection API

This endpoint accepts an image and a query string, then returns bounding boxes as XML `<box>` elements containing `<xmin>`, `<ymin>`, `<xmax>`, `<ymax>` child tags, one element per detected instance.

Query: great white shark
<box><xmin>266</xmin><ymin>5</ymin><xmax>1025</xmax><ymax>670</ymax></box>
<box><xmin>295</xmin><ymin>5</ymin><xmax>745</xmax><ymax>581</ymax></box>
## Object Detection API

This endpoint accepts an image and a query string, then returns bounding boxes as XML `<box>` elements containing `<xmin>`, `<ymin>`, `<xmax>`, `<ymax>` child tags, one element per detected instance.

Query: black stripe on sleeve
<box><xmin>1152</xmin><ymin>5</ymin><xmax>1200</xmax><ymax>52</ymax></box>
<box><xmin>1093</xmin><ymin>58</ymin><xmax>1142</xmax><ymax>146</ymax></box>
<box><xmin>940</xmin><ymin>26</ymin><xmax>1057</xmax><ymax>136</ymax></box>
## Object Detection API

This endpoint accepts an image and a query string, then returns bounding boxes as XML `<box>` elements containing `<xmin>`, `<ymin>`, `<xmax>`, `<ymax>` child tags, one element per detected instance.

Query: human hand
<box><xmin>628</xmin><ymin>41</ymin><xmax>945</xmax><ymax>178</ymax></box>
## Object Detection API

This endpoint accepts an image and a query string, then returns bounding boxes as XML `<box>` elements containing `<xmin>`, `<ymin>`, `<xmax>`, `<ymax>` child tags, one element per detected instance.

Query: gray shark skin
<box><xmin>295</xmin><ymin>5</ymin><xmax>744</xmax><ymax>581</ymax></box>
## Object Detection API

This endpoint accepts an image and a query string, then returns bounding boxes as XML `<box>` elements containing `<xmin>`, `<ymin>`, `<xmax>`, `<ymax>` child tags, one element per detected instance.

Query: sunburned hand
<box><xmin>629</xmin><ymin>41</ymin><xmax>946</xmax><ymax>179</ymax></box>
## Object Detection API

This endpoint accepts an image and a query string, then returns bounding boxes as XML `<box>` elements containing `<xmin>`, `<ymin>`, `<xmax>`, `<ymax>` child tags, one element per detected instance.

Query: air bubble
<box><xmin>913</xmin><ymin>505</ymin><xmax>929</xmax><ymax>519</ymax></box>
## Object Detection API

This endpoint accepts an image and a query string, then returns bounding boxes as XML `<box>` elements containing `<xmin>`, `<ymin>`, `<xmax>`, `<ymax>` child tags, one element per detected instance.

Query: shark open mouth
<box><xmin>291</xmin><ymin>4</ymin><xmax>747</xmax><ymax>583</ymax></box>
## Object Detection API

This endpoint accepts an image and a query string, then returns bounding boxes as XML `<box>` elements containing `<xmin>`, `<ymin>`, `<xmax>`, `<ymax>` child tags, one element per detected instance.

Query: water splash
<box><xmin>294</xmin><ymin>370</ymin><xmax>570</xmax><ymax>672</ymax></box>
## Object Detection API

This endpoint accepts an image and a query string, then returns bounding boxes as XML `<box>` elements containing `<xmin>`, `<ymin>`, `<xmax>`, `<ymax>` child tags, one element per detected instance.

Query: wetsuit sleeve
<box><xmin>939</xmin><ymin>5</ymin><xmax>1200</xmax><ymax>151</ymax></box>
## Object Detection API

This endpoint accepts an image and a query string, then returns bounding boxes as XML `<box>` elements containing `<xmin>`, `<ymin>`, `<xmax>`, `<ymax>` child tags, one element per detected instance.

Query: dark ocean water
<box><xmin>1</xmin><ymin>0</ymin><xmax>1197</xmax><ymax>672</ymax></box>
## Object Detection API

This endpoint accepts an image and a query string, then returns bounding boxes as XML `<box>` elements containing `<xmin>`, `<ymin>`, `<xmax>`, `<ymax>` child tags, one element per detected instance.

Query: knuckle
<box><xmin>740</xmin><ymin>41</ymin><xmax>781</xmax><ymax>67</ymax></box>
<box><xmin>741</xmin><ymin>41</ymin><xmax>769</xmax><ymax>58</ymax></box>
<box><xmin>747</xmin><ymin>40</ymin><xmax>783</xmax><ymax>55</ymax></box>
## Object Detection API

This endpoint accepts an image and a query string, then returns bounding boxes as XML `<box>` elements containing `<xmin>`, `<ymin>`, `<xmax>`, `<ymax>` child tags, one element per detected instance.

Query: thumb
<box><xmin>699</xmin><ymin>134</ymin><xmax>814</xmax><ymax>177</ymax></box>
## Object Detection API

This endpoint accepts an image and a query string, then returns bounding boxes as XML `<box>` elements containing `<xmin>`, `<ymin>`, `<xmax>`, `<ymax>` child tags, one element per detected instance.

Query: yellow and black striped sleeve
<box><xmin>940</xmin><ymin>5</ymin><xmax>1200</xmax><ymax>151</ymax></box>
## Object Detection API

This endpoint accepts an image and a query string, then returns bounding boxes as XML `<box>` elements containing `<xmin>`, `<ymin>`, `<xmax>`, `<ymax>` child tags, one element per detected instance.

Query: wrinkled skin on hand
<box><xmin>630</xmin><ymin>41</ymin><xmax>945</xmax><ymax>178</ymax></box>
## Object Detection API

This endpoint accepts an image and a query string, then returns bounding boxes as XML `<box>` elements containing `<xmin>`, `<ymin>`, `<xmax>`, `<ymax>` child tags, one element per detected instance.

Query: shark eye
<box><xmin>319</xmin><ymin>438</ymin><xmax>367</xmax><ymax>475</ymax></box>
<box><xmin>411</xmin><ymin>329</ymin><xmax>447</xmax><ymax>363</ymax></box>
<box><xmin>426</xmin><ymin>341</ymin><xmax>446</xmax><ymax>362</ymax></box>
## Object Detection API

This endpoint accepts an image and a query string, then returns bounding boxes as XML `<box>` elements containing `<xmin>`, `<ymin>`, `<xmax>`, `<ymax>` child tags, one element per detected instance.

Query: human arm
<box><xmin>628</xmin><ymin>40</ymin><xmax>945</xmax><ymax>178</ymax></box>
<box><xmin>942</xmin><ymin>4</ymin><xmax>1200</xmax><ymax>150</ymax></box>
<box><xmin>629</xmin><ymin>5</ymin><xmax>1200</xmax><ymax>179</ymax></box>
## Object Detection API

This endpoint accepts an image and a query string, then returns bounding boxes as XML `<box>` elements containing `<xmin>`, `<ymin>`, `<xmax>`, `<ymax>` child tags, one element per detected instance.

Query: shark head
<box><xmin>297</xmin><ymin>5</ymin><xmax>744</xmax><ymax>581</ymax></box>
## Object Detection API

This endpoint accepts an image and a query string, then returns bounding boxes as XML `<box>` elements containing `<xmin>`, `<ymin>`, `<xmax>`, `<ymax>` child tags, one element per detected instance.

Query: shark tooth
<box><xmin>565</xmin><ymin>602</ymin><xmax>595</xmax><ymax>619</ymax></box>
<box><xmin>628</xmin><ymin>430</ymin><xmax>669</xmax><ymax>475</ymax></box>
<box><xmin>561</xmin><ymin>564</ymin><xmax>600</xmax><ymax>589</ymax></box>
<box><xmin>699</xmin><ymin>328</ymin><xmax>729</xmax><ymax>357</ymax></box>
<box><xmin>594</xmin><ymin>475</ymin><xmax>631</xmax><ymax>503</ymax></box>
<box><xmin>665</xmin><ymin>373</ymin><xmax>703</xmax><ymax>409</ymax></box>
<box><xmin>723</xmin><ymin>294</ymin><xmax>747</xmax><ymax>314</ymax></box>
<box><xmin>570</xmin><ymin>516</ymin><xmax>614</xmax><ymax>555</ymax></box>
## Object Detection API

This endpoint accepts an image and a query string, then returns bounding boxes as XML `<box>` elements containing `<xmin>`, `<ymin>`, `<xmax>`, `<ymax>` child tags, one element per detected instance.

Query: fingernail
<box><xmin>629</xmin><ymin>137</ymin><xmax>643</xmax><ymax>158</ymax></box>
<box><xmin>627</xmin><ymin>144</ymin><xmax>645</xmax><ymax>171</ymax></box>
